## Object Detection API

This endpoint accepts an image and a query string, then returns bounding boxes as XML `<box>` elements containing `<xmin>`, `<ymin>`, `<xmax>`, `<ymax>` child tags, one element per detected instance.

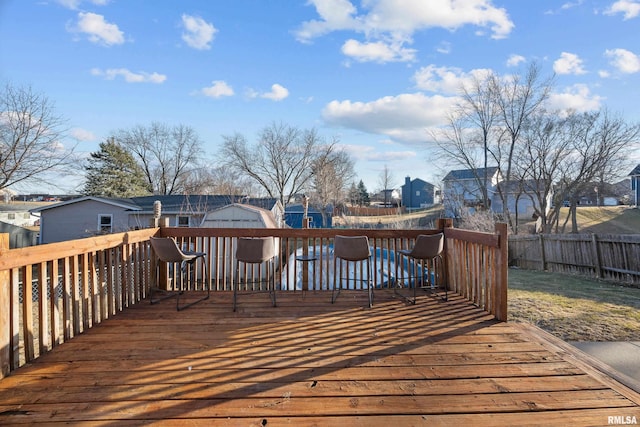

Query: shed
<box><xmin>200</xmin><ymin>204</ymin><xmax>279</xmax><ymax>228</ymax></box>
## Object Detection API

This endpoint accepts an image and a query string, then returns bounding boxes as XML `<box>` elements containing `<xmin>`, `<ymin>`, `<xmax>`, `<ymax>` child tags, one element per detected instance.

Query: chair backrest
<box><xmin>150</xmin><ymin>237</ymin><xmax>186</xmax><ymax>263</ymax></box>
<box><xmin>334</xmin><ymin>235</ymin><xmax>371</xmax><ymax>261</ymax></box>
<box><xmin>409</xmin><ymin>233</ymin><xmax>444</xmax><ymax>260</ymax></box>
<box><xmin>236</xmin><ymin>237</ymin><xmax>275</xmax><ymax>264</ymax></box>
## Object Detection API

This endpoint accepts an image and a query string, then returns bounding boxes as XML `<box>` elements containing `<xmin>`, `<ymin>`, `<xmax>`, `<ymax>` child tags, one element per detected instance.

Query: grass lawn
<box><xmin>508</xmin><ymin>268</ymin><xmax>640</xmax><ymax>341</ymax></box>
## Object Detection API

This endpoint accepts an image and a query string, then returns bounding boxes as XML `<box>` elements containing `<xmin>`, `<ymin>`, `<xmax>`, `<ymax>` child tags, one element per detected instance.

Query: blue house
<box><xmin>630</xmin><ymin>164</ymin><xmax>640</xmax><ymax>207</ymax></box>
<box><xmin>401</xmin><ymin>176</ymin><xmax>435</xmax><ymax>210</ymax></box>
<box><xmin>284</xmin><ymin>204</ymin><xmax>332</xmax><ymax>228</ymax></box>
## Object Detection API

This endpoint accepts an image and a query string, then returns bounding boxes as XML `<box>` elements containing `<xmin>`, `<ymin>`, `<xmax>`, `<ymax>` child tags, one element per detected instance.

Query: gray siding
<box><xmin>40</xmin><ymin>200</ymin><xmax>131</xmax><ymax>244</ymax></box>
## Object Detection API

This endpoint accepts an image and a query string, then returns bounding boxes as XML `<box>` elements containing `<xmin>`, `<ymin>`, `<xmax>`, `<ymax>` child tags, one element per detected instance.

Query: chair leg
<box><xmin>331</xmin><ymin>258</ymin><xmax>341</xmax><ymax>303</ymax></box>
<box><xmin>394</xmin><ymin>254</ymin><xmax>417</xmax><ymax>305</ymax></box>
<box><xmin>269</xmin><ymin>259</ymin><xmax>277</xmax><ymax>307</ymax></box>
<box><xmin>177</xmin><ymin>257</ymin><xmax>210</xmax><ymax>311</ymax></box>
<box><xmin>233</xmin><ymin>260</ymin><xmax>239</xmax><ymax>312</ymax></box>
<box><xmin>367</xmin><ymin>258</ymin><xmax>373</xmax><ymax>308</ymax></box>
<box><xmin>150</xmin><ymin>261</ymin><xmax>178</xmax><ymax>305</ymax></box>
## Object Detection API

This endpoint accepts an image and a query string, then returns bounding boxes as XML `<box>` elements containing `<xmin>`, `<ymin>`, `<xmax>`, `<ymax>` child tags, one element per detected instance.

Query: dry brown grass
<box><xmin>508</xmin><ymin>268</ymin><xmax>640</xmax><ymax>341</ymax></box>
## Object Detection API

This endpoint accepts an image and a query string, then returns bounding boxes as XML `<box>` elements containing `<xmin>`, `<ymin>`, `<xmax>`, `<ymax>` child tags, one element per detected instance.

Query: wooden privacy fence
<box><xmin>509</xmin><ymin>233</ymin><xmax>640</xmax><ymax>285</ymax></box>
<box><xmin>1</xmin><ymin>220</ymin><xmax>508</xmax><ymax>378</ymax></box>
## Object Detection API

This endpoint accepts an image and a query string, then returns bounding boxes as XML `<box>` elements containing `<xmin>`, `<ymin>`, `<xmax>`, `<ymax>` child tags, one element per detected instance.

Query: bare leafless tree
<box><xmin>0</xmin><ymin>83</ymin><xmax>74</xmax><ymax>191</ymax></box>
<box><xmin>114</xmin><ymin>122</ymin><xmax>203</xmax><ymax>195</ymax></box>
<box><xmin>433</xmin><ymin>62</ymin><xmax>554</xmax><ymax>233</ymax></box>
<box><xmin>310</xmin><ymin>147</ymin><xmax>355</xmax><ymax>226</ymax></box>
<box><xmin>377</xmin><ymin>164</ymin><xmax>396</xmax><ymax>206</ymax></box>
<box><xmin>220</xmin><ymin>122</ymin><xmax>339</xmax><ymax>208</ymax></box>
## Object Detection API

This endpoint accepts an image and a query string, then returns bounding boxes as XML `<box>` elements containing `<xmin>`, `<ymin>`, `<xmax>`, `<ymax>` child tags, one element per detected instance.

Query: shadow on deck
<box><xmin>1</xmin><ymin>290</ymin><xmax>639</xmax><ymax>426</ymax></box>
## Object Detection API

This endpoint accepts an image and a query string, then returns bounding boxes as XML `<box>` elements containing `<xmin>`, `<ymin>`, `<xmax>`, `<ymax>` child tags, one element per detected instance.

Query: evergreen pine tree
<box><xmin>357</xmin><ymin>180</ymin><xmax>370</xmax><ymax>206</ymax></box>
<box><xmin>83</xmin><ymin>139</ymin><xmax>152</xmax><ymax>198</ymax></box>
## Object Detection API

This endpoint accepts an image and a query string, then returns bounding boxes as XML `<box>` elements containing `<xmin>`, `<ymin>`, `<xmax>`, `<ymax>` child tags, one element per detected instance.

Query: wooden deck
<box><xmin>1</xmin><ymin>290</ymin><xmax>639</xmax><ymax>426</ymax></box>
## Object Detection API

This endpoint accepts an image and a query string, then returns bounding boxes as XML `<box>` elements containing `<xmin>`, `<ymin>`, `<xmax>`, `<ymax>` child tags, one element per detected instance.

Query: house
<box><xmin>31</xmin><ymin>195</ymin><xmax>283</xmax><ymax>244</ymax></box>
<box><xmin>492</xmin><ymin>180</ymin><xmax>553</xmax><ymax>219</ymax></box>
<box><xmin>441</xmin><ymin>167</ymin><xmax>501</xmax><ymax>217</ymax></box>
<box><xmin>401</xmin><ymin>176</ymin><xmax>435</xmax><ymax>210</ymax></box>
<box><xmin>630</xmin><ymin>164</ymin><xmax>640</xmax><ymax>207</ymax></box>
<box><xmin>0</xmin><ymin>201</ymin><xmax>44</xmax><ymax>227</ymax></box>
<box><xmin>284</xmin><ymin>203</ymin><xmax>332</xmax><ymax>228</ymax></box>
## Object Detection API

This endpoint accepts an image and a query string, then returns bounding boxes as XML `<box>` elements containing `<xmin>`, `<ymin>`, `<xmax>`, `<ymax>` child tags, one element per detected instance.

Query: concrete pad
<box><xmin>569</xmin><ymin>341</ymin><xmax>640</xmax><ymax>381</ymax></box>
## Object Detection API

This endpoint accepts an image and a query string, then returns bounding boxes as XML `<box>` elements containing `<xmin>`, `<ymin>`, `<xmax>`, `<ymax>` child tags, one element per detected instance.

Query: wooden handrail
<box><xmin>0</xmin><ymin>220</ymin><xmax>508</xmax><ymax>378</ymax></box>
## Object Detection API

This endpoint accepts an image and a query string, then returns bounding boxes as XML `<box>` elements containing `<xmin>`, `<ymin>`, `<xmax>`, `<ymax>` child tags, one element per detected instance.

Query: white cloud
<box><xmin>553</xmin><ymin>52</ymin><xmax>587</xmax><ymax>75</ymax></box>
<box><xmin>436</xmin><ymin>41</ymin><xmax>452</xmax><ymax>54</ymax></box>
<box><xmin>341</xmin><ymin>144</ymin><xmax>417</xmax><ymax>162</ymax></box>
<box><xmin>181</xmin><ymin>14</ymin><xmax>217</xmax><ymax>50</ymax></box>
<box><xmin>341</xmin><ymin>38</ymin><xmax>416</xmax><ymax>62</ymax></box>
<box><xmin>412</xmin><ymin>65</ymin><xmax>493</xmax><ymax>95</ymax></box>
<box><xmin>547</xmin><ymin>84</ymin><xmax>603</xmax><ymax>113</ymax></box>
<box><xmin>91</xmin><ymin>68</ymin><xmax>167</xmax><ymax>83</ymax></box>
<box><xmin>322</xmin><ymin>92</ymin><xmax>455</xmax><ymax>143</ymax></box>
<box><xmin>246</xmin><ymin>84</ymin><xmax>290</xmax><ymax>101</ymax></box>
<box><xmin>261</xmin><ymin>84</ymin><xmax>289</xmax><ymax>101</ymax></box>
<box><xmin>295</xmin><ymin>0</ymin><xmax>515</xmax><ymax>61</ymax></box>
<box><xmin>69</xmin><ymin>12</ymin><xmax>124</xmax><ymax>46</ymax></box>
<box><xmin>604</xmin><ymin>0</ymin><xmax>640</xmax><ymax>19</ymax></box>
<box><xmin>605</xmin><ymin>48</ymin><xmax>640</xmax><ymax>73</ymax></box>
<box><xmin>70</xmin><ymin>127</ymin><xmax>96</xmax><ymax>141</ymax></box>
<box><xmin>200</xmin><ymin>81</ymin><xmax>234</xmax><ymax>98</ymax></box>
<box><xmin>56</xmin><ymin>0</ymin><xmax>110</xmax><ymax>10</ymax></box>
<box><xmin>506</xmin><ymin>54</ymin><xmax>526</xmax><ymax>67</ymax></box>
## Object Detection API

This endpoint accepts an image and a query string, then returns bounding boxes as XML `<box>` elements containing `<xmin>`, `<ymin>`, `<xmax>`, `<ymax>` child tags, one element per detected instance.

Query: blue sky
<box><xmin>1</xmin><ymin>0</ymin><xmax>639</xmax><ymax>194</ymax></box>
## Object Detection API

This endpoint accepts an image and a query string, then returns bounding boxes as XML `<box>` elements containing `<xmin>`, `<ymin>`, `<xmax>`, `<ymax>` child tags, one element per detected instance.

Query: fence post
<box><xmin>494</xmin><ymin>223</ymin><xmax>508</xmax><ymax>322</ymax></box>
<box><xmin>591</xmin><ymin>234</ymin><xmax>603</xmax><ymax>278</ymax></box>
<box><xmin>539</xmin><ymin>234</ymin><xmax>547</xmax><ymax>271</ymax></box>
<box><xmin>0</xmin><ymin>234</ymin><xmax>9</xmax><ymax>378</ymax></box>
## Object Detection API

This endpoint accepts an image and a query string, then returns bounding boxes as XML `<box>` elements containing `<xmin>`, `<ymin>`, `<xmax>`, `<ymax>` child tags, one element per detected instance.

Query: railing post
<box><xmin>494</xmin><ymin>223</ymin><xmax>508</xmax><ymax>322</ymax></box>
<box><xmin>437</xmin><ymin>218</ymin><xmax>453</xmax><ymax>293</ymax></box>
<box><xmin>156</xmin><ymin>218</ymin><xmax>170</xmax><ymax>290</ymax></box>
<box><xmin>0</xmin><ymin>233</ymin><xmax>10</xmax><ymax>378</ymax></box>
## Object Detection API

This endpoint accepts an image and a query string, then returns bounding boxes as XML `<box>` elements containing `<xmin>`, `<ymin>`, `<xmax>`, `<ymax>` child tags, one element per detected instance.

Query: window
<box><xmin>98</xmin><ymin>214</ymin><xmax>113</xmax><ymax>233</ymax></box>
<box><xmin>415</xmin><ymin>191</ymin><xmax>421</xmax><ymax>196</ymax></box>
<box><xmin>7</xmin><ymin>213</ymin><xmax>15</xmax><ymax>220</ymax></box>
<box><xmin>177</xmin><ymin>216</ymin><xmax>190</xmax><ymax>227</ymax></box>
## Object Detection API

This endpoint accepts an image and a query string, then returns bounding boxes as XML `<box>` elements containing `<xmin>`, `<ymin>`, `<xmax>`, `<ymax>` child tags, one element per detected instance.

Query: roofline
<box><xmin>29</xmin><ymin>196</ymin><xmax>142</xmax><ymax>213</ymax></box>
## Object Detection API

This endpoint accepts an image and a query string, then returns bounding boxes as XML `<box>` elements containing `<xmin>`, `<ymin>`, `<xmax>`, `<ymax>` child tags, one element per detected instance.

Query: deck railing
<box><xmin>0</xmin><ymin>219</ymin><xmax>508</xmax><ymax>378</ymax></box>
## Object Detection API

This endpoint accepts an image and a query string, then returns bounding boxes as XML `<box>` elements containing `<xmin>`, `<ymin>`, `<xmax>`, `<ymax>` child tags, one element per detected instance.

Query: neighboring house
<box><xmin>630</xmin><ymin>164</ymin><xmax>640</xmax><ymax>207</ymax></box>
<box><xmin>31</xmin><ymin>195</ymin><xmax>283</xmax><ymax>244</ymax></box>
<box><xmin>492</xmin><ymin>180</ymin><xmax>553</xmax><ymax>219</ymax></box>
<box><xmin>442</xmin><ymin>167</ymin><xmax>501</xmax><ymax>217</ymax></box>
<box><xmin>284</xmin><ymin>203</ymin><xmax>332</xmax><ymax>228</ymax></box>
<box><xmin>0</xmin><ymin>202</ymin><xmax>44</xmax><ymax>227</ymax></box>
<box><xmin>401</xmin><ymin>176</ymin><xmax>435</xmax><ymax>210</ymax></box>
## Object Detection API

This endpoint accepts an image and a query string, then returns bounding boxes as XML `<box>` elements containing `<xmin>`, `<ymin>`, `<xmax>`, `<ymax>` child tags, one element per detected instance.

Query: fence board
<box><xmin>509</xmin><ymin>234</ymin><xmax>640</xmax><ymax>285</ymax></box>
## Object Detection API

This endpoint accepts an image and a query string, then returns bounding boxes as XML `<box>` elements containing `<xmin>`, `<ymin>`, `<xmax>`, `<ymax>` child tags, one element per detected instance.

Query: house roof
<box><xmin>443</xmin><ymin>167</ymin><xmax>500</xmax><ymax>181</ymax></box>
<box><xmin>29</xmin><ymin>196</ymin><xmax>142</xmax><ymax>213</ymax></box>
<box><xmin>402</xmin><ymin>177</ymin><xmax>434</xmax><ymax>188</ymax></box>
<box><xmin>285</xmin><ymin>203</ymin><xmax>330</xmax><ymax>214</ymax></box>
<box><xmin>629</xmin><ymin>164</ymin><xmax>640</xmax><ymax>176</ymax></box>
<box><xmin>30</xmin><ymin>195</ymin><xmax>279</xmax><ymax>215</ymax></box>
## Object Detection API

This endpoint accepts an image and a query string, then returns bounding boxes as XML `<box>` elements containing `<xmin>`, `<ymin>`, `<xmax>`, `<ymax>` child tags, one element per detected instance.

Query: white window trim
<box><xmin>98</xmin><ymin>214</ymin><xmax>113</xmax><ymax>233</ymax></box>
<box><xmin>177</xmin><ymin>215</ymin><xmax>190</xmax><ymax>227</ymax></box>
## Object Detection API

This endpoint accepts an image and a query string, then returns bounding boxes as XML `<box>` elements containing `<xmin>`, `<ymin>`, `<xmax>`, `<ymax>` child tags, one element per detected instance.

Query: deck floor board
<box><xmin>1</xmin><ymin>291</ymin><xmax>639</xmax><ymax>425</ymax></box>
